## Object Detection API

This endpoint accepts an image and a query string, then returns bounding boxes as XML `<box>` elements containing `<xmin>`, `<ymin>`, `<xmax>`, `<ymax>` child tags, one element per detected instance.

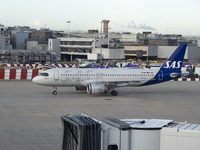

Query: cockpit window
<box><xmin>40</xmin><ymin>73</ymin><xmax>49</xmax><ymax>77</ymax></box>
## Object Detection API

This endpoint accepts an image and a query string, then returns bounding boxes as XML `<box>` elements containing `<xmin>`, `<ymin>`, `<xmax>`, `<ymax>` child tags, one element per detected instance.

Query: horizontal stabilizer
<box><xmin>170</xmin><ymin>73</ymin><xmax>181</xmax><ymax>78</ymax></box>
<box><xmin>170</xmin><ymin>72</ymin><xmax>189</xmax><ymax>78</ymax></box>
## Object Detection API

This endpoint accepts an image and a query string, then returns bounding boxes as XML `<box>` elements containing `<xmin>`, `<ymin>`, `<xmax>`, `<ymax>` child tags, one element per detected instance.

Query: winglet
<box><xmin>105</xmin><ymin>63</ymin><xmax>110</xmax><ymax>68</ymax></box>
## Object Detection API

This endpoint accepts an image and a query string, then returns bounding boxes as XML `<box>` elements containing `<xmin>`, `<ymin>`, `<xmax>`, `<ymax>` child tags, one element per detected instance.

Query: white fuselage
<box><xmin>33</xmin><ymin>67</ymin><xmax>159</xmax><ymax>87</ymax></box>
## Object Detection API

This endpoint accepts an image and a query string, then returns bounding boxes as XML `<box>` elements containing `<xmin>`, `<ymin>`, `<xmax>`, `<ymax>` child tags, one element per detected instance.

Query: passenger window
<box><xmin>108</xmin><ymin>145</ymin><xmax>118</xmax><ymax>150</ymax></box>
<box><xmin>40</xmin><ymin>73</ymin><xmax>49</xmax><ymax>77</ymax></box>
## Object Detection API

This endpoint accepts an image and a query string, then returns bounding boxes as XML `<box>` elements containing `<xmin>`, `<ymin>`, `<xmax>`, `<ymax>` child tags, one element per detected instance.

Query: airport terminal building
<box><xmin>124</xmin><ymin>45</ymin><xmax>200</xmax><ymax>63</ymax></box>
<box><xmin>1</xmin><ymin>24</ymin><xmax>200</xmax><ymax>64</ymax></box>
<box><xmin>48</xmin><ymin>36</ymin><xmax>200</xmax><ymax>63</ymax></box>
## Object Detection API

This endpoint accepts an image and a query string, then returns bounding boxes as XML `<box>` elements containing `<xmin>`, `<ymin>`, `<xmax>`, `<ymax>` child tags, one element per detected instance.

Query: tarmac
<box><xmin>0</xmin><ymin>81</ymin><xmax>200</xmax><ymax>150</ymax></box>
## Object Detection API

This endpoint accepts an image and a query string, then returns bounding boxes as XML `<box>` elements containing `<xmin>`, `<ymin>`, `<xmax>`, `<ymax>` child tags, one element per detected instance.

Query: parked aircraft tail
<box><xmin>142</xmin><ymin>44</ymin><xmax>187</xmax><ymax>85</ymax></box>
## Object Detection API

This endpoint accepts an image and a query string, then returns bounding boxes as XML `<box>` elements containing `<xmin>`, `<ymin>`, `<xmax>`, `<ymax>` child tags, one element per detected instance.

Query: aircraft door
<box><xmin>54</xmin><ymin>70</ymin><xmax>59</xmax><ymax>80</ymax></box>
<box><xmin>96</xmin><ymin>73</ymin><xmax>103</xmax><ymax>79</ymax></box>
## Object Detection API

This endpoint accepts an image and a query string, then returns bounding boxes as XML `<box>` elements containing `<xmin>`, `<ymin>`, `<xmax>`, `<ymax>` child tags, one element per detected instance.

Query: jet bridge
<box><xmin>61</xmin><ymin>114</ymin><xmax>200</xmax><ymax>150</ymax></box>
<box><xmin>61</xmin><ymin>115</ymin><xmax>101</xmax><ymax>150</ymax></box>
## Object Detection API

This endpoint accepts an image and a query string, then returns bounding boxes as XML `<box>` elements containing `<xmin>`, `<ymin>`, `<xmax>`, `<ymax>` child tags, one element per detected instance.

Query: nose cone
<box><xmin>32</xmin><ymin>76</ymin><xmax>41</xmax><ymax>85</ymax></box>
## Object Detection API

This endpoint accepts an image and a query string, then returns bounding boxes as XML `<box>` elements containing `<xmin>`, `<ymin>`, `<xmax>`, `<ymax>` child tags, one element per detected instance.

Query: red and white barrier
<box><xmin>0</xmin><ymin>69</ymin><xmax>39</xmax><ymax>80</ymax></box>
<box><xmin>173</xmin><ymin>78</ymin><xmax>200</xmax><ymax>81</ymax></box>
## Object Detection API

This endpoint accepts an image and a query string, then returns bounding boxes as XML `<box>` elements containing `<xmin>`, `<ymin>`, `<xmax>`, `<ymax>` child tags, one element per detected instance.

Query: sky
<box><xmin>1</xmin><ymin>0</ymin><xmax>200</xmax><ymax>35</ymax></box>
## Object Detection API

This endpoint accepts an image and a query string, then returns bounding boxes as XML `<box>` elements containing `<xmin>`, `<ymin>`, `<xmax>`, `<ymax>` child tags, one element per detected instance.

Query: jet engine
<box><xmin>87</xmin><ymin>83</ymin><xmax>108</xmax><ymax>94</ymax></box>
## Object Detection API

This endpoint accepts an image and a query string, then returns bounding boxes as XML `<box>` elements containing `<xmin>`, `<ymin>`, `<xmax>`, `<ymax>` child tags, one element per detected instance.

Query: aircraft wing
<box><xmin>81</xmin><ymin>79</ymin><xmax>147</xmax><ymax>88</ymax></box>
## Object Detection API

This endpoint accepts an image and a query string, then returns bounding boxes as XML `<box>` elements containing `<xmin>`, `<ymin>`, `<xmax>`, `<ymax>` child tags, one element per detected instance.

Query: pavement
<box><xmin>0</xmin><ymin>81</ymin><xmax>200</xmax><ymax>150</ymax></box>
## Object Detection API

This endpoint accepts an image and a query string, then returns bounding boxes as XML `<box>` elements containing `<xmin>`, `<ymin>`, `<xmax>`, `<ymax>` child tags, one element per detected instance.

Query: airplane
<box><xmin>32</xmin><ymin>44</ymin><xmax>187</xmax><ymax>96</ymax></box>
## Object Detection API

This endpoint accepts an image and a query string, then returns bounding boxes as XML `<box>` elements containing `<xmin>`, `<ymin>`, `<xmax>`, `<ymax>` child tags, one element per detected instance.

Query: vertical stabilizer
<box><xmin>142</xmin><ymin>44</ymin><xmax>187</xmax><ymax>86</ymax></box>
<box><xmin>160</xmin><ymin>44</ymin><xmax>187</xmax><ymax>73</ymax></box>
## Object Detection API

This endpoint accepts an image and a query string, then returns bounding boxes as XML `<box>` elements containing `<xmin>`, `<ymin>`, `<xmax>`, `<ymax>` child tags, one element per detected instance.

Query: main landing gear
<box><xmin>111</xmin><ymin>90</ymin><xmax>118</xmax><ymax>96</ymax></box>
<box><xmin>53</xmin><ymin>86</ymin><xmax>57</xmax><ymax>95</ymax></box>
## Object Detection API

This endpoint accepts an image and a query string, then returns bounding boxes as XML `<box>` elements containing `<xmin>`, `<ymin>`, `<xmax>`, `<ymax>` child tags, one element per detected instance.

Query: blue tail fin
<box><xmin>160</xmin><ymin>44</ymin><xmax>187</xmax><ymax>73</ymax></box>
<box><xmin>142</xmin><ymin>44</ymin><xmax>187</xmax><ymax>86</ymax></box>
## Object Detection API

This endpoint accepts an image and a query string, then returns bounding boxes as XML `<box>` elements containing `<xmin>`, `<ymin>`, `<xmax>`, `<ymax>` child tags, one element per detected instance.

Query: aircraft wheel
<box><xmin>111</xmin><ymin>90</ymin><xmax>118</xmax><ymax>96</ymax></box>
<box><xmin>53</xmin><ymin>91</ymin><xmax>57</xmax><ymax>95</ymax></box>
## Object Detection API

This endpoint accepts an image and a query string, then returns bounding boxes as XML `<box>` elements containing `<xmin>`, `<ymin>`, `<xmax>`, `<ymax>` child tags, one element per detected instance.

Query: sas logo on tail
<box><xmin>164</xmin><ymin>61</ymin><xmax>182</xmax><ymax>69</ymax></box>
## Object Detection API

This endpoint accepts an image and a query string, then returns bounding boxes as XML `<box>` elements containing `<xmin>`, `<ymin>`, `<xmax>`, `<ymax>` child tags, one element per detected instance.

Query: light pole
<box><xmin>66</xmin><ymin>21</ymin><xmax>71</xmax><ymax>39</ymax></box>
<box><xmin>100</xmin><ymin>21</ymin><xmax>103</xmax><ymax>64</ymax></box>
<box><xmin>108</xmin><ymin>28</ymin><xmax>111</xmax><ymax>49</ymax></box>
<box><xmin>66</xmin><ymin>21</ymin><xmax>71</xmax><ymax>61</ymax></box>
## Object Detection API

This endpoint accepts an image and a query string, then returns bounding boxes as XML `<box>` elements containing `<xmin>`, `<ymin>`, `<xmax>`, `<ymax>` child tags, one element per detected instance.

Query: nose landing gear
<box><xmin>53</xmin><ymin>86</ymin><xmax>57</xmax><ymax>95</ymax></box>
<box><xmin>111</xmin><ymin>90</ymin><xmax>118</xmax><ymax>96</ymax></box>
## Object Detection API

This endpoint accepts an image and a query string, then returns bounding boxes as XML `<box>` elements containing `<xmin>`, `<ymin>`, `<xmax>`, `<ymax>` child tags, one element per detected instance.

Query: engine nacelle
<box><xmin>87</xmin><ymin>83</ymin><xmax>107</xmax><ymax>94</ymax></box>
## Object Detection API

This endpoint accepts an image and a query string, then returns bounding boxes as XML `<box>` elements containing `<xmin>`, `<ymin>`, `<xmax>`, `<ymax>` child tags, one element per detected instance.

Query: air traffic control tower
<box><xmin>102</xmin><ymin>19</ymin><xmax>110</xmax><ymax>34</ymax></box>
